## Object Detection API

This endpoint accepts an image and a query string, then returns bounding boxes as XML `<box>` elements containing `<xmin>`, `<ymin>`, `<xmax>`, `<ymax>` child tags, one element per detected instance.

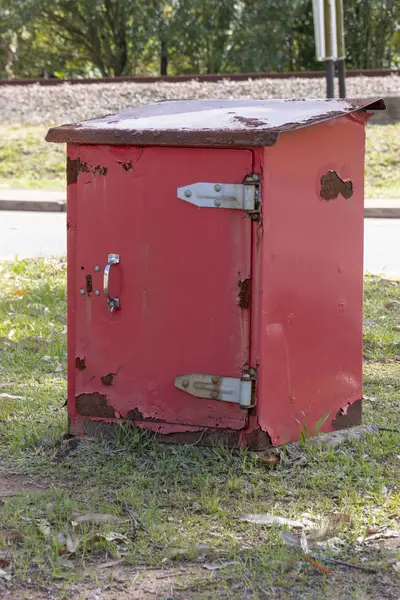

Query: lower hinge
<box><xmin>174</xmin><ymin>372</ymin><xmax>256</xmax><ymax>408</ymax></box>
<box><xmin>177</xmin><ymin>173</ymin><xmax>261</xmax><ymax>221</ymax></box>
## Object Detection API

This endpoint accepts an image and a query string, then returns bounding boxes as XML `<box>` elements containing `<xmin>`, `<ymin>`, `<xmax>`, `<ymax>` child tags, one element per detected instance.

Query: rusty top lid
<box><xmin>46</xmin><ymin>98</ymin><xmax>385</xmax><ymax>147</ymax></box>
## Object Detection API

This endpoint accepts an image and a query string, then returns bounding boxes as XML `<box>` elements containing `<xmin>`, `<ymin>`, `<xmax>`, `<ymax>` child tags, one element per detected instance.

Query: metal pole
<box><xmin>325</xmin><ymin>60</ymin><xmax>335</xmax><ymax>98</ymax></box>
<box><xmin>324</xmin><ymin>0</ymin><xmax>335</xmax><ymax>98</ymax></box>
<box><xmin>335</xmin><ymin>0</ymin><xmax>346</xmax><ymax>97</ymax></box>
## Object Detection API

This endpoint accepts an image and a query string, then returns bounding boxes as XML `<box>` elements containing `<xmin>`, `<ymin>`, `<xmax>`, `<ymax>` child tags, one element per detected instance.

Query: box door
<box><xmin>69</xmin><ymin>145</ymin><xmax>254</xmax><ymax>431</ymax></box>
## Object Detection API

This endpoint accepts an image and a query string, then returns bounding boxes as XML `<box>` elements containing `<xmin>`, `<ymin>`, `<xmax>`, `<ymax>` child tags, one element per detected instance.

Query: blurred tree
<box><xmin>0</xmin><ymin>0</ymin><xmax>399</xmax><ymax>78</ymax></box>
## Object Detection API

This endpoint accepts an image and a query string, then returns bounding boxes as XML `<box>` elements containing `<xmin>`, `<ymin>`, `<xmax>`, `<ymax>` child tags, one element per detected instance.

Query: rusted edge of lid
<box><xmin>45</xmin><ymin>97</ymin><xmax>386</xmax><ymax>147</ymax></box>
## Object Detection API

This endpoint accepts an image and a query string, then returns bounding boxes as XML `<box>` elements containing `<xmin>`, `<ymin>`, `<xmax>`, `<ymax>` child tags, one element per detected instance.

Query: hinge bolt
<box><xmin>94</xmin><ymin>265</ymin><xmax>100</xmax><ymax>272</ymax></box>
<box><xmin>212</xmin><ymin>376</ymin><xmax>220</xmax><ymax>384</ymax></box>
<box><xmin>182</xmin><ymin>379</ymin><xmax>190</xmax><ymax>388</ymax></box>
<box><xmin>95</xmin><ymin>290</ymin><xmax>100</xmax><ymax>296</ymax></box>
<box><xmin>79</xmin><ymin>289</ymin><xmax>85</xmax><ymax>295</ymax></box>
<box><xmin>214</xmin><ymin>184</ymin><xmax>222</xmax><ymax>192</ymax></box>
<box><xmin>214</xmin><ymin>199</ymin><xmax>222</xmax><ymax>207</ymax></box>
<box><xmin>210</xmin><ymin>391</ymin><xmax>218</xmax><ymax>399</ymax></box>
<box><xmin>184</xmin><ymin>189</ymin><xmax>192</xmax><ymax>198</ymax></box>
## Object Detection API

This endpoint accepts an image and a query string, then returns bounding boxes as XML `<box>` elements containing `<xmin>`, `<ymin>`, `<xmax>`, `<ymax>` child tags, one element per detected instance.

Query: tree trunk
<box><xmin>160</xmin><ymin>38</ymin><xmax>168</xmax><ymax>75</ymax></box>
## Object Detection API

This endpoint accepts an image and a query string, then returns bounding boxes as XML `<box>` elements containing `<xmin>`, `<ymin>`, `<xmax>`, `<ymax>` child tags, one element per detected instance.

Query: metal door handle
<box><xmin>104</xmin><ymin>253</ymin><xmax>120</xmax><ymax>312</ymax></box>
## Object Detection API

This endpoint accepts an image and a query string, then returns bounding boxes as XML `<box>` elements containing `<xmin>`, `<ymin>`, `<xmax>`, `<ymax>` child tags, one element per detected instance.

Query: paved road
<box><xmin>0</xmin><ymin>211</ymin><xmax>399</xmax><ymax>277</ymax></box>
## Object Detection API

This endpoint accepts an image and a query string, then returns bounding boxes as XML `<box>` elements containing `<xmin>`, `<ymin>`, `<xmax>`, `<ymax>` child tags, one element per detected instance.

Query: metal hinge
<box><xmin>174</xmin><ymin>373</ymin><xmax>255</xmax><ymax>408</ymax></box>
<box><xmin>177</xmin><ymin>173</ymin><xmax>261</xmax><ymax>220</ymax></box>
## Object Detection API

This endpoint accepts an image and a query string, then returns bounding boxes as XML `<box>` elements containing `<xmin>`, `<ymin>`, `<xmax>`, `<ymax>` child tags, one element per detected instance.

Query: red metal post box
<box><xmin>46</xmin><ymin>98</ymin><xmax>385</xmax><ymax>449</ymax></box>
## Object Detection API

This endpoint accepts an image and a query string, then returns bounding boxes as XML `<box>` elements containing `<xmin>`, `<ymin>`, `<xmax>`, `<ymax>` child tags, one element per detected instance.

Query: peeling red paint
<box><xmin>238</xmin><ymin>278</ymin><xmax>251</xmax><ymax>309</ymax></box>
<box><xmin>76</xmin><ymin>393</ymin><xmax>115</xmax><ymax>417</ymax></box>
<box><xmin>320</xmin><ymin>170</ymin><xmax>353</xmax><ymax>201</ymax></box>
<box><xmin>75</xmin><ymin>357</ymin><xmax>86</xmax><ymax>371</ymax></box>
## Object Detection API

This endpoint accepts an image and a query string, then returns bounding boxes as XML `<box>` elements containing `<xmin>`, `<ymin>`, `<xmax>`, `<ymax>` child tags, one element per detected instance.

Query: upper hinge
<box><xmin>174</xmin><ymin>372</ymin><xmax>255</xmax><ymax>408</ymax></box>
<box><xmin>177</xmin><ymin>173</ymin><xmax>261</xmax><ymax>220</ymax></box>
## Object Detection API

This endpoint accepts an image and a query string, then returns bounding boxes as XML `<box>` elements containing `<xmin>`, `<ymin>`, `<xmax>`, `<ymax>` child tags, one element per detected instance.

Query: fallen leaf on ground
<box><xmin>36</xmin><ymin>519</ymin><xmax>51</xmax><ymax>538</ymax></box>
<box><xmin>315</xmin><ymin>537</ymin><xmax>345</xmax><ymax>552</ymax></box>
<box><xmin>72</xmin><ymin>513</ymin><xmax>119</xmax><ymax>527</ymax></box>
<box><xmin>309</xmin><ymin>514</ymin><xmax>350</xmax><ymax>541</ymax></box>
<box><xmin>239</xmin><ymin>514</ymin><xmax>311</xmax><ymax>529</ymax></box>
<box><xmin>86</xmin><ymin>532</ymin><xmax>128</xmax><ymax>546</ymax></box>
<box><xmin>389</xmin><ymin>514</ymin><xmax>400</xmax><ymax>520</ymax></box>
<box><xmin>0</xmin><ymin>558</ymin><xmax>11</xmax><ymax>568</ymax></box>
<box><xmin>301</xmin><ymin>554</ymin><xmax>333</xmax><ymax>575</ymax></box>
<box><xmin>0</xmin><ymin>569</ymin><xmax>11</xmax><ymax>581</ymax></box>
<box><xmin>59</xmin><ymin>558</ymin><xmax>74</xmax><ymax>569</ymax></box>
<box><xmin>281</xmin><ymin>531</ymin><xmax>302</xmax><ymax>547</ymax></box>
<box><xmin>5</xmin><ymin>530</ymin><xmax>25</xmax><ymax>544</ymax></box>
<box><xmin>99</xmin><ymin>559</ymin><xmax>125</xmax><ymax>569</ymax></box>
<box><xmin>385</xmin><ymin>300</ymin><xmax>400</xmax><ymax>309</ymax></box>
<box><xmin>300</xmin><ymin>531</ymin><xmax>309</xmax><ymax>554</ymax></box>
<box><xmin>66</xmin><ymin>530</ymin><xmax>79</xmax><ymax>553</ymax></box>
<box><xmin>258</xmin><ymin>455</ymin><xmax>279</xmax><ymax>466</ymax></box>
<box><xmin>358</xmin><ymin>529</ymin><xmax>400</xmax><ymax>544</ymax></box>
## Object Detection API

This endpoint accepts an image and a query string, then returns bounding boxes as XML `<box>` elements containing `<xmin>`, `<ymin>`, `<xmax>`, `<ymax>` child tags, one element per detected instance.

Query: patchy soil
<box><xmin>0</xmin><ymin>474</ymin><xmax>47</xmax><ymax>498</ymax></box>
<box><xmin>1</xmin><ymin>556</ymin><xmax>400</xmax><ymax>600</ymax></box>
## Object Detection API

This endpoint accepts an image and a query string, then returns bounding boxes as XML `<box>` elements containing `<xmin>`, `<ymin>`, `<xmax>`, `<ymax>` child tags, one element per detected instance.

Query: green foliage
<box><xmin>0</xmin><ymin>0</ymin><xmax>399</xmax><ymax>77</ymax></box>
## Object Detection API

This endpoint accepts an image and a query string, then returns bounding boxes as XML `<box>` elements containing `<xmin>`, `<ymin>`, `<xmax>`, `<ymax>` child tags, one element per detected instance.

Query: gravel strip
<box><xmin>0</xmin><ymin>75</ymin><xmax>399</xmax><ymax>125</ymax></box>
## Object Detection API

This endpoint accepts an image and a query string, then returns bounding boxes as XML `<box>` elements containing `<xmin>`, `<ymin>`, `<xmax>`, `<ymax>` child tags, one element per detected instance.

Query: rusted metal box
<box><xmin>46</xmin><ymin>98</ymin><xmax>385</xmax><ymax>449</ymax></box>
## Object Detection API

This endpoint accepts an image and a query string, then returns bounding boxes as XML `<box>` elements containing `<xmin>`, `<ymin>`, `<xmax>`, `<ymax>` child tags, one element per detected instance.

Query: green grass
<box><xmin>0</xmin><ymin>122</ymin><xmax>399</xmax><ymax>198</ymax></box>
<box><xmin>0</xmin><ymin>260</ymin><xmax>399</xmax><ymax>599</ymax></box>
<box><xmin>365</xmin><ymin>123</ymin><xmax>400</xmax><ymax>199</ymax></box>
<box><xmin>0</xmin><ymin>125</ymin><xmax>65</xmax><ymax>190</ymax></box>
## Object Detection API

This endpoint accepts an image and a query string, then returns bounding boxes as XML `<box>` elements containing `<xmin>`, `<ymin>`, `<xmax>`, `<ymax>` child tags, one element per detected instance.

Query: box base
<box><xmin>67</xmin><ymin>398</ymin><xmax>362</xmax><ymax>450</ymax></box>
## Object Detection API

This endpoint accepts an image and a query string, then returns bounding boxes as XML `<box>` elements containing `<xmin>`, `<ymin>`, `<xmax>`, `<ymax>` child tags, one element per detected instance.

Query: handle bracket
<box><xmin>103</xmin><ymin>253</ymin><xmax>120</xmax><ymax>312</ymax></box>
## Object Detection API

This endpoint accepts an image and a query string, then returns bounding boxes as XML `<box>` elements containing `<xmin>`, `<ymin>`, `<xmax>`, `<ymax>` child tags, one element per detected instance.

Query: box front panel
<box><xmin>68</xmin><ymin>145</ymin><xmax>254</xmax><ymax>432</ymax></box>
<box><xmin>257</xmin><ymin>115</ymin><xmax>366</xmax><ymax>444</ymax></box>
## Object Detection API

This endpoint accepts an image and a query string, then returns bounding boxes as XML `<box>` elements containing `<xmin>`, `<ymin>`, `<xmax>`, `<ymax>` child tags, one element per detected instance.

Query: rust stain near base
<box><xmin>75</xmin><ymin>392</ymin><xmax>116</xmax><ymax>417</ymax></box>
<box><xmin>320</xmin><ymin>170</ymin><xmax>353</xmax><ymax>201</ymax></box>
<box><xmin>238</xmin><ymin>278</ymin><xmax>251</xmax><ymax>309</ymax></box>
<box><xmin>332</xmin><ymin>398</ymin><xmax>362</xmax><ymax>430</ymax></box>
<box><xmin>245</xmin><ymin>427</ymin><xmax>272</xmax><ymax>451</ymax></box>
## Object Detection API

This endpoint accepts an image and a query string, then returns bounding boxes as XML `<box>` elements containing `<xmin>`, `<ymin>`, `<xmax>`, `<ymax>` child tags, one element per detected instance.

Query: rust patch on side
<box><xmin>122</xmin><ymin>161</ymin><xmax>133</xmax><ymax>171</ymax></box>
<box><xmin>85</xmin><ymin>274</ymin><xmax>93</xmax><ymax>294</ymax></box>
<box><xmin>78</xmin><ymin>160</ymin><xmax>108</xmax><ymax>177</ymax></box>
<box><xmin>238</xmin><ymin>278</ymin><xmax>251</xmax><ymax>309</ymax></box>
<box><xmin>75</xmin><ymin>357</ymin><xmax>86</xmax><ymax>371</ymax></box>
<box><xmin>75</xmin><ymin>393</ymin><xmax>115</xmax><ymax>417</ymax></box>
<box><xmin>101</xmin><ymin>373</ymin><xmax>115</xmax><ymax>386</ymax></box>
<box><xmin>245</xmin><ymin>428</ymin><xmax>272</xmax><ymax>451</ymax></box>
<box><xmin>320</xmin><ymin>170</ymin><xmax>353</xmax><ymax>201</ymax></box>
<box><xmin>332</xmin><ymin>398</ymin><xmax>362</xmax><ymax>430</ymax></box>
<box><xmin>66</xmin><ymin>157</ymin><xmax>79</xmax><ymax>185</ymax></box>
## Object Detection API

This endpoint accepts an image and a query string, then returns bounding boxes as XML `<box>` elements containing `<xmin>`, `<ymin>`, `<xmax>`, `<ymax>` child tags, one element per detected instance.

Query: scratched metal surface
<box><xmin>46</xmin><ymin>98</ymin><xmax>385</xmax><ymax>146</ymax></box>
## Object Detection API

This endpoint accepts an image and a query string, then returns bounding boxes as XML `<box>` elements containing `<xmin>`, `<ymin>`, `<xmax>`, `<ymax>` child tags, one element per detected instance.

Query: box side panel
<box><xmin>66</xmin><ymin>145</ymin><xmax>79</xmax><ymax>428</ymax></box>
<box><xmin>258</xmin><ymin>114</ymin><xmax>366</xmax><ymax>444</ymax></box>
